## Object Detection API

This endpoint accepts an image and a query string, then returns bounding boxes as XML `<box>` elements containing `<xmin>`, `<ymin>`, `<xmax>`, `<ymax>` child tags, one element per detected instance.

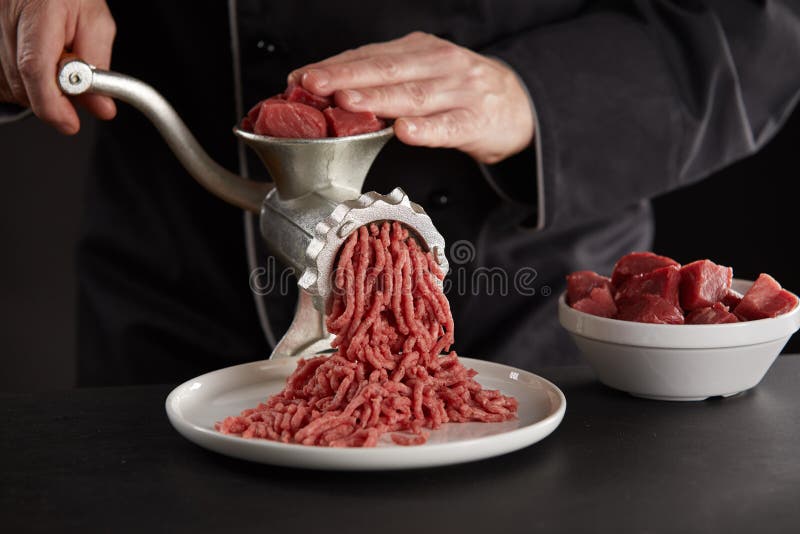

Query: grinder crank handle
<box><xmin>56</xmin><ymin>55</ymin><xmax>272</xmax><ymax>213</ymax></box>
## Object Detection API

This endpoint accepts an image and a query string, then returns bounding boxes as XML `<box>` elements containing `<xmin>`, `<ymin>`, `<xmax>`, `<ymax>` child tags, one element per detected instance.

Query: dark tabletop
<box><xmin>2</xmin><ymin>356</ymin><xmax>799</xmax><ymax>534</ymax></box>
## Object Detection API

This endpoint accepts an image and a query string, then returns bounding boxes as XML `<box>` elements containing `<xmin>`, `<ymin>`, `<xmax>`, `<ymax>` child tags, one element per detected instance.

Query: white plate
<box><xmin>165</xmin><ymin>357</ymin><xmax>566</xmax><ymax>470</ymax></box>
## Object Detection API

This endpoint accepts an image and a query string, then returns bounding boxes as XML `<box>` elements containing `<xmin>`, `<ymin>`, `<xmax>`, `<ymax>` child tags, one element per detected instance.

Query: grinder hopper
<box><xmin>57</xmin><ymin>57</ymin><xmax>449</xmax><ymax>359</ymax></box>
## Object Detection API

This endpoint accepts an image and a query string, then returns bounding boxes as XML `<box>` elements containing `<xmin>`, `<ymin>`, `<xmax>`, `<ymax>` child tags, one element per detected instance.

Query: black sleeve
<box><xmin>0</xmin><ymin>103</ymin><xmax>32</xmax><ymax>124</ymax></box>
<box><xmin>483</xmin><ymin>0</ymin><xmax>800</xmax><ymax>230</ymax></box>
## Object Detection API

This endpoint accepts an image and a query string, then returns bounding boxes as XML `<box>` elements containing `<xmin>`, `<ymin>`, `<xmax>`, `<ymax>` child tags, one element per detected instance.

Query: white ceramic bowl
<box><xmin>558</xmin><ymin>279</ymin><xmax>800</xmax><ymax>401</ymax></box>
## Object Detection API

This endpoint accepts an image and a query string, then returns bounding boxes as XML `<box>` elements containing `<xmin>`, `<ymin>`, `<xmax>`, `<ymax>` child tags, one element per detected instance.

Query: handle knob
<box><xmin>55</xmin><ymin>55</ymin><xmax>272</xmax><ymax>213</ymax></box>
<box><xmin>57</xmin><ymin>56</ymin><xmax>93</xmax><ymax>95</ymax></box>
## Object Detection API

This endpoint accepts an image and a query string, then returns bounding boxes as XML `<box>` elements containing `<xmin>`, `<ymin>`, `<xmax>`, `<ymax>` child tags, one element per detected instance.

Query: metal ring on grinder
<box><xmin>299</xmin><ymin>187</ymin><xmax>449</xmax><ymax>305</ymax></box>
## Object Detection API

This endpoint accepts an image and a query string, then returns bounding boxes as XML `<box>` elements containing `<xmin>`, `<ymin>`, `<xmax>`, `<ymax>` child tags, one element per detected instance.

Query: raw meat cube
<box><xmin>240</xmin><ymin>99</ymin><xmax>271</xmax><ymax>131</ymax></box>
<box><xmin>245</xmin><ymin>95</ymin><xmax>284</xmax><ymax>121</ymax></box>
<box><xmin>246</xmin><ymin>100</ymin><xmax>265</xmax><ymax>124</ymax></box>
<box><xmin>323</xmin><ymin>107</ymin><xmax>386</xmax><ymax>137</ymax></box>
<box><xmin>685</xmin><ymin>302</ymin><xmax>739</xmax><ymax>324</ymax></box>
<box><xmin>566</xmin><ymin>270</ymin><xmax>612</xmax><ymax>305</ymax></box>
<box><xmin>734</xmin><ymin>273</ymin><xmax>799</xmax><ymax>320</ymax></box>
<box><xmin>242</xmin><ymin>95</ymin><xmax>293</xmax><ymax>131</ymax></box>
<box><xmin>611</xmin><ymin>252</ymin><xmax>680</xmax><ymax>289</ymax></box>
<box><xmin>572</xmin><ymin>287</ymin><xmax>618</xmax><ymax>318</ymax></box>
<box><xmin>615</xmin><ymin>294</ymin><xmax>684</xmax><ymax>324</ymax></box>
<box><xmin>253</xmin><ymin>101</ymin><xmax>327</xmax><ymax>138</ymax></box>
<box><xmin>284</xmin><ymin>84</ymin><xmax>332</xmax><ymax>110</ymax></box>
<box><xmin>679</xmin><ymin>259</ymin><xmax>733</xmax><ymax>311</ymax></box>
<box><xmin>242</xmin><ymin>84</ymin><xmax>386</xmax><ymax>138</ymax></box>
<box><xmin>721</xmin><ymin>288</ymin><xmax>743</xmax><ymax>310</ymax></box>
<box><xmin>614</xmin><ymin>264</ymin><xmax>681</xmax><ymax>307</ymax></box>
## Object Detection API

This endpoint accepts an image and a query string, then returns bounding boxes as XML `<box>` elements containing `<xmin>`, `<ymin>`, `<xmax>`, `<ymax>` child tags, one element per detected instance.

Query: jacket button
<box><xmin>429</xmin><ymin>189</ymin><xmax>449</xmax><ymax>208</ymax></box>
<box><xmin>256</xmin><ymin>39</ymin><xmax>277</xmax><ymax>54</ymax></box>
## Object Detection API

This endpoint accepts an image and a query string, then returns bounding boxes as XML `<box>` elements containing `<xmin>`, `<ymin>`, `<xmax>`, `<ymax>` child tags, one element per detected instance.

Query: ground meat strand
<box><xmin>216</xmin><ymin>221</ymin><xmax>518</xmax><ymax>447</ymax></box>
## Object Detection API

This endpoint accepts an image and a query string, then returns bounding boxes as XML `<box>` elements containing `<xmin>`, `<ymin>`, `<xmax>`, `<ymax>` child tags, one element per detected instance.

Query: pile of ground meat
<box><xmin>216</xmin><ymin>222</ymin><xmax>518</xmax><ymax>447</ymax></box>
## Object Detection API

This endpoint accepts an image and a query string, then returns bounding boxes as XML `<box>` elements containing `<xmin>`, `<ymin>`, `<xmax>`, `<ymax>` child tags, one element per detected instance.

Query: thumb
<box><xmin>70</xmin><ymin>1</ymin><xmax>117</xmax><ymax>120</ymax></box>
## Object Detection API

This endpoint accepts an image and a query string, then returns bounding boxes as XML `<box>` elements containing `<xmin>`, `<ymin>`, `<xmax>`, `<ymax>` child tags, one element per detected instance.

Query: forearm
<box><xmin>485</xmin><ymin>0</ymin><xmax>800</xmax><ymax>229</ymax></box>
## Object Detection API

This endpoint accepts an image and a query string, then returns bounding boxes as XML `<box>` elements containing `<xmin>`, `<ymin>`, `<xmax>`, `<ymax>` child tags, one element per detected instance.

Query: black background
<box><xmin>0</xmin><ymin>107</ymin><xmax>797</xmax><ymax>392</ymax></box>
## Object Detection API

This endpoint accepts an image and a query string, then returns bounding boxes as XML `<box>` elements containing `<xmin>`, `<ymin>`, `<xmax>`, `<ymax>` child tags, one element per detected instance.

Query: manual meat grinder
<box><xmin>57</xmin><ymin>58</ymin><xmax>449</xmax><ymax>359</ymax></box>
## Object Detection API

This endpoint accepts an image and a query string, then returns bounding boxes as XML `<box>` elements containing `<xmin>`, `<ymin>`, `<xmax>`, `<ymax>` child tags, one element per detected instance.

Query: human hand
<box><xmin>288</xmin><ymin>32</ymin><xmax>534</xmax><ymax>164</ymax></box>
<box><xmin>0</xmin><ymin>0</ymin><xmax>116</xmax><ymax>134</ymax></box>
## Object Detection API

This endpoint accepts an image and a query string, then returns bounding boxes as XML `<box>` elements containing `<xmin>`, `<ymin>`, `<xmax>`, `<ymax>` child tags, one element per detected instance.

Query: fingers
<box><xmin>0</xmin><ymin>48</ymin><xmax>24</xmax><ymax>104</ymax></box>
<box><xmin>0</xmin><ymin>75</ymin><xmax>14</xmax><ymax>102</ymax></box>
<box><xmin>1</xmin><ymin>0</ymin><xmax>117</xmax><ymax>133</ymax></box>
<box><xmin>287</xmin><ymin>31</ymin><xmax>438</xmax><ymax>86</ymax></box>
<box><xmin>285</xmin><ymin>30</ymin><xmax>534</xmax><ymax>164</ymax></box>
<box><xmin>71</xmin><ymin>1</ymin><xmax>116</xmax><ymax>120</ymax></box>
<box><xmin>395</xmin><ymin>109</ymin><xmax>480</xmax><ymax>149</ymax></box>
<box><xmin>0</xmin><ymin>3</ymin><xmax>26</xmax><ymax>105</ymax></box>
<box><xmin>335</xmin><ymin>77</ymin><xmax>468</xmax><ymax>117</ymax></box>
<box><xmin>299</xmin><ymin>46</ymin><xmax>467</xmax><ymax>97</ymax></box>
<box><xmin>16</xmin><ymin>1</ymin><xmax>80</xmax><ymax>134</ymax></box>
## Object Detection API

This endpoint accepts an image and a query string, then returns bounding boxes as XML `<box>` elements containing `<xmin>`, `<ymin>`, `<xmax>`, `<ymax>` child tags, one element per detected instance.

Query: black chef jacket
<box><xmin>70</xmin><ymin>0</ymin><xmax>800</xmax><ymax>385</ymax></box>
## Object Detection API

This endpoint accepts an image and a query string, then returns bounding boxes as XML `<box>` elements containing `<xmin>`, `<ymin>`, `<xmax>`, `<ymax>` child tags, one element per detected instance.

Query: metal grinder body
<box><xmin>58</xmin><ymin>58</ymin><xmax>449</xmax><ymax>359</ymax></box>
